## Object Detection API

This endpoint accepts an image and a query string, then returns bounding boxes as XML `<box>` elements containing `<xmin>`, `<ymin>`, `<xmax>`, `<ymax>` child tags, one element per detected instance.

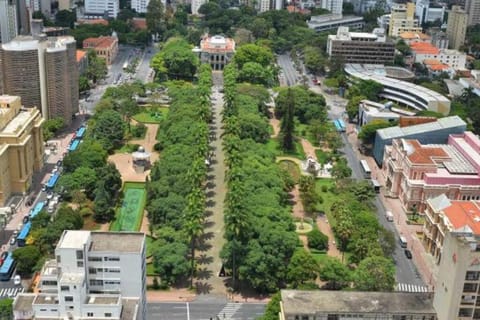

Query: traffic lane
<box><xmin>234</xmin><ymin>303</ymin><xmax>267</xmax><ymax>320</ymax></box>
<box><xmin>189</xmin><ymin>302</ymin><xmax>226</xmax><ymax>319</ymax></box>
<box><xmin>147</xmin><ymin>303</ymin><xmax>189</xmax><ymax>320</ymax></box>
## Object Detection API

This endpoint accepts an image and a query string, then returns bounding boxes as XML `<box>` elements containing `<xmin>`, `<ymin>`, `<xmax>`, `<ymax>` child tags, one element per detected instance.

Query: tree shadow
<box><xmin>207</xmin><ymin>174</ymin><xmax>215</xmax><ymax>181</ymax></box>
<box><xmin>206</xmin><ymin>190</ymin><xmax>215</xmax><ymax>198</ymax></box>
<box><xmin>206</xmin><ymin>182</ymin><xmax>216</xmax><ymax>189</ymax></box>
<box><xmin>204</xmin><ymin>210</ymin><xmax>213</xmax><ymax>218</ymax></box>
<box><xmin>197</xmin><ymin>253</ymin><xmax>214</xmax><ymax>265</ymax></box>
<box><xmin>206</xmin><ymin>199</ymin><xmax>216</xmax><ymax>207</ymax></box>
<box><xmin>195</xmin><ymin>281</ymin><xmax>212</xmax><ymax>294</ymax></box>
<box><xmin>199</xmin><ymin>231</ymin><xmax>214</xmax><ymax>242</ymax></box>
<box><xmin>207</xmin><ymin>166</ymin><xmax>215</xmax><ymax>173</ymax></box>
<box><xmin>197</xmin><ymin>242</ymin><xmax>212</xmax><ymax>252</ymax></box>
<box><xmin>196</xmin><ymin>267</ymin><xmax>213</xmax><ymax>280</ymax></box>
<box><xmin>203</xmin><ymin>221</ymin><xmax>215</xmax><ymax>229</ymax></box>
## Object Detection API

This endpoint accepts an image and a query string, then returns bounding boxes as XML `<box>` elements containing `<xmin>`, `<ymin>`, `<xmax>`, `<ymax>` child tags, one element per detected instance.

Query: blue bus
<box><xmin>30</xmin><ymin>201</ymin><xmax>45</xmax><ymax>220</ymax></box>
<box><xmin>46</xmin><ymin>172</ymin><xmax>60</xmax><ymax>189</ymax></box>
<box><xmin>68</xmin><ymin>140</ymin><xmax>80</xmax><ymax>152</ymax></box>
<box><xmin>17</xmin><ymin>222</ymin><xmax>32</xmax><ymax>247</ymax></box>
<box><xmin>333</xmin><ymin>119</ymin><xmax>346</xmax><ymax>132</ymax></box>
<box><xmin>0</xmin><ymin>253</ymin><xmax>16</xmax><ymax>281</ymax></box>
<box><xmin>76</xmin><ymin>126</ymin><xmax>86</xmax><ymax>139</ymax></box>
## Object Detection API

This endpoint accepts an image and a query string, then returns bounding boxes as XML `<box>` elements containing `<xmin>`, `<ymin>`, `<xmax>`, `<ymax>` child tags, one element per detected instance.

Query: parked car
<box><xmin>10</xmin><ymin>237</ymin><xmax>16</xmax><ymax>245</ymax></box>
<box><xmin>22</xmin><ymin>216</ymin><xmax>29</xmax><ymax>224</ymax></box>
<box><xmin>404</xmin><ymin>249</ymin><xmax>413</xmax><ymax>259</ymax></box>
<box><xmin>13</xmin><ymin>275</ymin><xmax>21</xmax><ymax>285</ymax></box>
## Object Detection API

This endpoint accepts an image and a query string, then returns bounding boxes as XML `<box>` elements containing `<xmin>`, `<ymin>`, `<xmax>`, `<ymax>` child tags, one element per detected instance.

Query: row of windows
<box><xmin>87</xmin><ymin>312</ymin><xmax>112</xmax><ymax>317</ymax></box>
<box><xmin>88</xmin><ymin>256</ymin><xmax>120</xmax><ymax>262</ymax></box>
<box><xmin>89</xmin><ymin>279</ymin><xmax>121</xmax><ymax>286</ymax></box>
<box><xmin>89</xmin><ymin>267</ymin><xmax>121</xmax><ymax>274</ymax></box>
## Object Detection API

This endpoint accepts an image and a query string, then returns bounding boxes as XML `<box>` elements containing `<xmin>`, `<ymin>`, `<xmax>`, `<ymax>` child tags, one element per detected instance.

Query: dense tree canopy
<box><xmin>150</xmin><ymin>37</ymin><xmax>199</xmax><ymax>80</ymax></box>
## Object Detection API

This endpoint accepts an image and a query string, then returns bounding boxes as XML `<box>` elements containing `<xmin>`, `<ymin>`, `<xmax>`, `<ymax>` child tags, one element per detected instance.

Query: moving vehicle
<box><xmin>385</xmin><ymin>211</ymin><xmax>394</xmax><ymax>222</ymax></box>
<box><xmin>371</xmin><ymin>179</ymin><xmax>381</xmax><ymax>193</ymax></box>
<box><xmin>0</xmin><ymin>253</ymin><xmax>16</xmax><ymax>281</ymax></box>
<box><xmin>360</xmin><ymin>160</ymin><xmax>372</xmax><ymax>179</ymax></box>
<box><xmin>399</xmin><ymin>236</ymin><xmax>408</xmax><ymax>248</ymax></box>
<box><xmin>404</xmin><ymin>249</ymin><xmax>413</xmax><ymax>259</ymax></box>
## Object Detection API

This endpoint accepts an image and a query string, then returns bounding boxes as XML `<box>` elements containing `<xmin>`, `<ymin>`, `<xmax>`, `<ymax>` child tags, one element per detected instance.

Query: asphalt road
<box><xmin>147</xmin><ymin>302</ymin><xmax>266</xmax><ymax>320</ymax></box>
<box><xmin>276</xmin><ymin>54</ymin><xmax>425</xmax><ymax>287</ymax></box>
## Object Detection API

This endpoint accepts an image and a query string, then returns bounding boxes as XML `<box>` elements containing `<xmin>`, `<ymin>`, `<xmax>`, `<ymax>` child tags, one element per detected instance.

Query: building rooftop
<box><xmin>76</xmin><ymin>50</ymin><xmax>87</xmax><ymax>62</ymax></box>
<box><xmin>440</xmin><ymin>197</ymin><xmax>480</xmax><ymax>236</ymax></box>
<box><xmin>377</xmin><ymin>116</ymin><xmax>466</xmax><ymax>140</ymax></box>
<box><xmin>58</xmin><ymin>230</ymin><xmax>90</xmax><ymax>249</ymax></box>
<box><xmin>1</xmin><ymin>36</ymin><xmax>39</xmax><ymax>51</ymax></box>
<box><xmin>281</xmin><ymin>290</ymin><xmax>436</xmax><ymax>315</ymax></box>
<box><xmin>34</xmin><ymin>294</ymin><xmax>59</xmax><ymax>305</ymax></box>
<box><xmin>399</xmin><ymin>31</ymin><xmax>430</xmax><ymax>40</ymax></box>
<box><xmin>13</xmin><ymin>294</ymin><xmax>35</xmax><ymax>312</ymax></box>
<box><xmin>402</xmin><ymin>139</ymin><xmax>449</xmax><ymax>165</ymax></box>
<box><xmin>60</xmin><ymin>272</ymin><xmax>84</xmax><ymax>285</ymax></box>
<box><xmin>83</xmin><ymin>36</ymin><xmax>117</xmax><ymax>49</ymax></box>
<box><xmin>410</xmin><ymin>42</ymin><xmax>440</xmax><ymax>55</ymax></box>
<box><xmin>90</xmin><ymin>232</ymin><xmax>145</xmax><ymax>253</ymax></box>
<box><xmin>0</xmin><ymin>110</ymin><xmax>36</xmax><ymax>135</ymax></box>
<box><xmin>121</xmin><ymin>298</ymin><xmax>139</xmax><ymax>320</ymax></box>
<box><xmin>85</xmin><ymin>295</ymin><xmax>120</xmax><ymax>305</ymax></box>
<box><xmin>77</xmin><ymin>18</ymin><xmax>109</xmax><ymax>26</ymax></box>
<box><xmin>200</xmin><ymin>35</ymin><xmax>235</xmax><ymax>52</ymax></box>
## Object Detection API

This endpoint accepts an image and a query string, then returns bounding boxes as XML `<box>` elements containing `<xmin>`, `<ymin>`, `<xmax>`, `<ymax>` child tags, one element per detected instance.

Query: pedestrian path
<box><xmin>396</xmin><ymin>283</ymin><xmax>430</xmax><ymax>293</ymax></box>
<box><xmin>216</xmin><ymin>302</ymin><xmax>242</xmax><ymax>320</ymax></box>
<box><xmin>0</xmin><ymin>287</ymin><xmax>24</xmax><ymax>298</ymax></box>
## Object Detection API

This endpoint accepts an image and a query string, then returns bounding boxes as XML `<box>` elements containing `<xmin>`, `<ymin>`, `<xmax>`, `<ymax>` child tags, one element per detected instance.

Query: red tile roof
<box><xmin>77</xmin><ymin>19</ymin><xmax>108</xmax><ymax>26</ymax></box>
<box><xmin>131</xmin><ymin>18</ymin><xmax>147</xmax><ymax>30</ymax></box>
<box><xmin>76</xmin><ymin>50</ymin><xmax>87</xmax><ymax>63</ymax></box>
<box><xmin>444</xmin><ymin>201</ymin><xmax>480</xmax><ymax>235</ymax></box>
<box><xmin>405</xmin><ymin>140</ymin><xmax>449</xmax><ymax>165</ymax></box>
<box><xmin>410</xmin><ymin>42</ymin><xmax>440</xmax><ymax>55</ymax></box>
<box><xmin>83</xmin><ymin>36</ymin><xmax>117</xmax><ymax>49</ymax></box>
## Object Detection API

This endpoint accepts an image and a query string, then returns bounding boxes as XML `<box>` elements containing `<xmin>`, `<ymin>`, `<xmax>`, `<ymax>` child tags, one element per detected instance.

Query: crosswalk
<box><xmin>216</xmin><ymin>302</ymin><xmax>242</xmax><ymax>320</ymax></box>
<box><xmin>0</xmin><ymin>287</ymin><xmax>24</xmax><ymax>298</ymax></box>
<box><xmin>396</xmin><ymin>283</ymin><xmax>430</xmax><ymax>293</ymax></box>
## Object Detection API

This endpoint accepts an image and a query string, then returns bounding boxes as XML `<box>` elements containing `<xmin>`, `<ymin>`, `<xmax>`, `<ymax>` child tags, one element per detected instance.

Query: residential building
<box><xmin>0</xmin><ymin>95</ymin><xmax>44</xmax><ymax>206</ymax></box>
<box><xmin>307</xmin><ymin>14</ymin><xmax>365</xmax><ymax>32</ymax></box>
<box><xmin>0</xmin><ymin>35</ymin><xmax>79</xmax><ymax>125</ymax></box>
<box><xmin>319</xmin><ymin>0</ymin><xmax>342</xmax><ymax>15</ymax></box>
<box><xmin>0</xmin><ymin>0</ymin><xmax>18</xmax><ymax>43</ymax></box>
<box><xmin>84</xmin><ymin>0</ymin><xmax>119</xmax><ymax>18</ymax></box>
<box><xmin>428</xmin><ymin>28</ymin><xmax>449</xmax><ymax>49</ymax></box>
<box><xmin>415</xmin><ymin>0</ymin><xmax>446</xmax><ymax>25</ymax></box>
<box><xmin>358</xmin><ymin>100</ymin><xmax>411</xmax><ymax>127</ymax></box>
<box><xmin>83</xmin><ymin>36</ymin><xmax>118</xmax><ymax>65</ymax></box>
<box><xmin>58</xmin><ymin>0</ymin><xmax>75</xmax><ymax>10</ymax></box>
<box><xmin>381</xmin><ymin>131</ymin><xmax>480</xmax><ymax>214</ymax></box>
<box><xmin>423</xmin><ymin>59</ymin><xmax>453</xmax><ymax>77</ymax></box>
<box><xmin>389</xmin><ymin>2</ymin><xmax>422</xmax><ymax>37</ymax></box>
<box><xmin>257</xmin><ymin>0</ymin><xmax>270</xmax><ymax>12</ymax></box>
<box><xmin>409</xmin><ymin>42</ymin><xmax>467</xmax><ymax>70</ymax></box>
<box><xmin>373</xmin><ymin>115</ymin><xmax>466</xmax><ymax>165</ymax></box>
<box><xmin>447</xmin><ymin>5</ymin><xmax>468</xmax><ymax>50</ymax></box>
<box><xmin>280</xmin><ymin>290</ymin><xmax>437</xmax><ymax>319</ymax></box>
<box><xmin>191</xmin><ymin>0</ymin><xmax>206</xmax><ymax>14</ymax></box>
<box><xmin>131</xmin><ymin>0</ymin><xmax>149</xmax><ymax>13</ymax></box>
<box><xmin>13</xmin><ymin>230</ymin><xmax>146</xmax><ymax>320</ymax></box>
<box><xmin>345</xmin><ymin>64</ymin><xmax>451</xmax><ymax>117</ymax></box>
<box><xmin>326</xmin><ymin>27</ymin><xmax>395</xmax><ymax>65</ymax></box>
<box><xmin>466</xmin><ymin>0</ymin><xmax>480</xmax><ymax>26</ymax></box>
<box><xmin>399</xmin><ymin>31</ymin><xmax>431</xmax><ymax>45</ymax></box>
<box><xmin>197</xmin><ymin>35</ymin><xmax>235</xmax><ymax>71</ymax></box>
<box><xmin>430</xmin><ymin>204</ymin><xmax>480</xmax><ymax>320</ymax></box>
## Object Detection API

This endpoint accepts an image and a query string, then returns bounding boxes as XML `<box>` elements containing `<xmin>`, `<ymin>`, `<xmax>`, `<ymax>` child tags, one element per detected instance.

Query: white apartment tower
<box><xmin>13</xmin><ymin>231</ymin><xmax>147</xmax><ymax>320</ymax></box>
<box><xmin>0</xmin><ymin>0</ymin><xmax>18</xmax><ymax>43</ymax></box>
<box><xmin>466</xmin><ymin>0</ymin><xmax>480</xmax><ymax>26</ymax></box>
<box><xmin>192</xmin><ymin>0</ymin><xmax>206</xmax><ymax>15</ymax></box>
<box><xmin>131</xmin><ymin>0</ymin><xmax>149</xmax><ymax>13</ymax></box>
<box><xmin>85</xmin><ymin>0</ymin><xmax>119</xmax><ymax>18</ymax></box>
<box><xmin>320</xmin><ymin>0</ymin><xmax>342</xmax><ymax>16</ymax></box>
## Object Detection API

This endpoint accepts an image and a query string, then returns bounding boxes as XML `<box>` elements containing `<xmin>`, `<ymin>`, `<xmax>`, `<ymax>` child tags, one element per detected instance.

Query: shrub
<box><xmin>131</xmin><ymin>123</ymin><xmax>147</xmax><ymax>138</ymax></box>
<box><xmin>321</xmin><ymin>185</ymin><xmax>328</xmax><ymax>193</ymax></box>
<box><xmin>307</xmin><ymin>228</ymin><xmax>329</xmax><ymax>251</ymax></box>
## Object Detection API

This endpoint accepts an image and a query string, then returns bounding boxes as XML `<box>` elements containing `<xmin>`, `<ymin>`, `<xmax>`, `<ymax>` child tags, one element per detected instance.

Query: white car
<box><xmin>13</xmin><ymin>275</ymin><xmax>21</xmax><ymax>285</ymax></box>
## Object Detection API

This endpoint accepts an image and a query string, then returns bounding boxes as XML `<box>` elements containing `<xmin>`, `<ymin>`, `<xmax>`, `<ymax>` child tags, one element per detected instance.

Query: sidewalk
<box><xmin>345</xmin><ymin>123</ymin><xmax>438</xmax><ymax>288</ymax></box>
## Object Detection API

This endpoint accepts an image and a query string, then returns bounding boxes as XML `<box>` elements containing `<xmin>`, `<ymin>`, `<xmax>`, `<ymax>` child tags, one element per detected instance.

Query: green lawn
<box><xmin>266</xmin><ymin>138</ymin><xmax>306</xmax><ymax>159</ymax></box>
<box><xmin>110</xmin><ymin>182</ymin><xmax>146</xmax><ymax>232</ymax></box>
<box><xmin>315</xmin><ymin>149</ymin><xmax>330</xmax><ymax>165</ymax></box>
<box><xmin>315</xmin><ymin>178</ymin><xmax>337</xmax><ymax>227</ymax></box>
<box><xmin>132</xmin><ymin>107</ymin><xmax>169</xmax><ymax>124</ymax></box>
<box><xmin>310</xmin><ymin>249</ymin><xmax>332</xmax><ymax>266</ymax></box>
<box><xmin>278</xmin><ymin>160</ymin><xmax>301</xmax><ymax>183</ymax></box>
<box><xmin>323</xmin><ymin>78</ymin><xmax>339</xmax><ymax>88</ymax></box>
<box><xmin>146</xmin><ymin>263</ymin><xmax>159</xmax><ymax>276</ymax></box>
<box><xmin>115</xmin><ymin>143</ymin><xmax>140</xmax><ymax>154</ymax></box>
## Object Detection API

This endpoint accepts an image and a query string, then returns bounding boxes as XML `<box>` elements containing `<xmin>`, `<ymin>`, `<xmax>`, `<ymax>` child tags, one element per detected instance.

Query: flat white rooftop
<box><xmin>58</xmin><ymin>230</ymin><xmax>90</xmax><ymax>249</ymax></box>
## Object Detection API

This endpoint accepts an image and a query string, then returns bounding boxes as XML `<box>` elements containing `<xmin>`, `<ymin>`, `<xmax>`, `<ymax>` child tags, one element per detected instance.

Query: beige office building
<box><xmin>389</xmin><ymin>2</ymin><xmax>422</xmax><ymax>37</ymax></box>
<box><xmin>326</xmin><ymin>27</ymin><xmax>395</xmax><ymax>64</ymax></box>
<box><xmin>0</xmin><ymin>95</ymin><xmax>44</xmax><ymax>206</ymax></box>
<box><xmin>447</xmin><ymin>6</ymin><xmax>468</xmax><ymax>50</ymax></box>
<box><xmin>0</xmin><ymin>35</ymin><xmax>78</xmax><ymax>125</ymax></box>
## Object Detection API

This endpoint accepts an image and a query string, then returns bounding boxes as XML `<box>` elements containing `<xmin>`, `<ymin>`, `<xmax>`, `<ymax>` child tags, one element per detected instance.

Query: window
<box><xmin>87</xmin><ymin>312</ymin><xmax>94</xmax><ymax>317</ymax></box>
<box><xmin>464</xmin><ymin>283</ymin><xmax>478</xmax><ymax>293</ymax></box>
<box><xmin>104</xmin><ymin>256</ymin><xmax>120</xmax><ymax>261</ymax></box>
<box><xmin>77</xmin><ymin>261</ymin><xmax>84</xmax><ymax>267</ymax></box>
<box><xmin>466</xmin><ymin>271</ymin><xmax>480</xmax><ymax>281</ymax></box>
<box><xmin>64</xmin><ymin>296</ymin><xmax>73</xmax><ymax>302</ymax></box>
<box><xmin>56</xmin><ymin>255</ymin><xmax>61</xmax><ymax>263</ymax></box>
<box><xmin>76</xmin><ymin>250</ymin><xmax>83</xmax><ymax>260</ymax></box>
<box><xmin>88</xmin><ymin>267</ymin><xmax>96</xmax><ymax>274</ymax></box>
<box><xmin>60</xmin><ymin>286</ymin><xmax>69</xmax><ymax>292</ymax></box>
<box><xmin>105</xmin><ymin>313</ymin><xmax>112</xmax><ymax>317</ymax></box>
<box><xmin>42</xmin><ymin>280</ymin><xmax>57</xmax><ymax>286</ymax></box>
<box><xmin>88</xmin><ymin>257</ymin><xmax>102</xmax><ymax>262</ymax></box>
<box><xmin>90</xmin><ymin>279</ymin><xmax>103</xmax><ymax>286</ymax></box>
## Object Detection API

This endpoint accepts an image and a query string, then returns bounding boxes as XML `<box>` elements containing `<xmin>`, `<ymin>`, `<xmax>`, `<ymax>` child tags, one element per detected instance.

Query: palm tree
<box><xmin>184</xmin><ymin>218</ymin><xmax>203</xmax><ymax>289</ymax></box>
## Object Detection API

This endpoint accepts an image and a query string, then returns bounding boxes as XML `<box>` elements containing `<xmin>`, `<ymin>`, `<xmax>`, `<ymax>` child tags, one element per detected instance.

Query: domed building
<box><xmin>197</xmin><ymin>35</ymin><xmax>235</xmax><ymax>71</ymax></box>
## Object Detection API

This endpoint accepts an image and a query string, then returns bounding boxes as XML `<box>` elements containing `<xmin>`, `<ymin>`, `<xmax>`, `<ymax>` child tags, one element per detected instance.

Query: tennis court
<box><xmin>110</xmin><ymin>182</ymin><xmax>146</xmax><ymax>231</ymax></box>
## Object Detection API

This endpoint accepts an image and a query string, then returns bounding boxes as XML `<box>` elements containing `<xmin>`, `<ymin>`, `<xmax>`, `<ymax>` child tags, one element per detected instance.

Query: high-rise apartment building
<box><xmin>326</xmin><ymin>27</ymin><xmax>395</xmax><ymax>64</ymax></box>
<box><xmin>0</xmin><ymin>95</ymin><xmax>44</xmax><ymax>205</ymax></box>
<box><xmin>389</xmin><ymin>2</ymin><xmax>422</xmax><ymax>37</ymax></box>
<box><xmin>466</xmin><ymin>0</ymin><xmax>480</xmax><ymax>25</ymax></box>
<box><xmin>84</xmin><ymin>0</ymin><xmax>119</xmax><ymax>18</ymax></box>
<box><xmin>320</xmin><ymin>0</ymin><xmax>343</xmax><ymax>15</ymax></box>
<box><xmin>191</xmin><ymin>0</ymin><xmax>206</xmax><ymax>14</ymax></box>
<box><xmin>447</xmin><ymin>5</ymin><xmax>468</xmax><ymax>50</ymax></box>
<box><xmin>0</xmin><ymin>0</ymin><xmax>18</xmax><ymax>43</ymax></box>
<box><xmin>0</xmin><ymin>35</ymin><xmax>78</xmax><ymax>124</ymax></box>
<box><xmin>432</xmin><ymin>203</ymin><xmax>480</xmax><ymax>320</ymax></box>
<box><xmin>131</xmin><ymin>0</ymin><xmax>149</xmax><ymax>13</ymax></box>
<box><xmin>13</xmin><ymin>231</ymin><xmax>146</xmax><ymax>320</ymax></box>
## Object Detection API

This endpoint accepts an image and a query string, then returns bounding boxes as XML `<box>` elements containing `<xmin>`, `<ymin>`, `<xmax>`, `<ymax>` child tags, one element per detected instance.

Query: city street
<box><xmin>276</xmin><ymin>54</ymin><xmax>425</xmax><ymax>288</ymax></box>
<box><xmin>147</xmin><ymin>302</ymin><xmax>266</xmax><ymax>320</ymax></box>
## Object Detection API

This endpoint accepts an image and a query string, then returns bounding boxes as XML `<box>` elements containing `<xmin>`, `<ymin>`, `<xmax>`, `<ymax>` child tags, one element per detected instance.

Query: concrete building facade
<box><xmin>0</xmin><ymin>36</ymin><xmax>79</xmax><ymax>125</ymax></box>
<box><xmin>447</xmin><ymin>5</ymin><xmax>468</xmax><ymax>50</ymax></box>
<box><xmin>13</xmin><ymin>231</ymin><xmax>146</xmax><ymax>320</ymax></box>
<box><xmin>410</xmin><ymin>42</ymin><xmax>467</xmax><ymax>70</ymax></box>
<box><xmin>308</xmin><ymin>14</ymin><xmax>365</xmax><ymax>32</ymax></box>
<box><xmin>0</xmin><ymin>0</ymin><xmax>18</xmax><ymax>43</ymax></box>
<box><xmin>431</xmin><ymin>206</ymin><xmax>480</xmax><ymax>320</ymax></box>
<box><xmin>131</xmin><ymin>0</ymin><xmax>149</xmax><ymax>13</ymax></box>
<box><xmin>381</xmin><ymin>131</ymin><xmax>480</xmax><ymax>214</ymax></box>
<box><xmin>466</xmin><ymin>0</ymin><xmax>480</xmax><ymax>26</ymax></box>
<box><xmin>83</xmin><ymin>36</ymin><xmax>118</xmax><ymax>65</ymax></box>
<box><xmin>84</xmin><ymin>0</ymin><xmax>119</xmax><ymax>18</ymax></box>
<box><xmin>280</xmin><ymin>290</ymin><xmax>437</xmax><ymax>319</ymax></box>
<box><xmin>191</xmin><ymin>0</ymin><xmax>206</xmax><ymax>15</ymax></box>
<box><xmin>326</xmin><ymin>27</ymin><xmax>394</xmax><ymax>65</ymax></box>
<box><xmin>0</xmin><ymin>95</ymin><xmax>44</xmax><ymax>206</ymax></box>
<box><xmin>389</xmin><ymin>2</ymin><xmax>422</xmax><ymax>37</ymax></box>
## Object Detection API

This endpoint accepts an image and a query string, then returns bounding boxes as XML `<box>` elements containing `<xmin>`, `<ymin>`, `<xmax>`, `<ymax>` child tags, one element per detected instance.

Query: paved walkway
<box><xmin>195</xmin><ymin>72</ymin><xmax>227</xmax><ymax>298</ymax></box>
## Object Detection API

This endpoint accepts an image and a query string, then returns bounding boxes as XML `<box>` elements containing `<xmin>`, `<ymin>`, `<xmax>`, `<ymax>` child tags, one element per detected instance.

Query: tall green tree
<box><xmin>280</xmin><ymin>88</ymin><xmax>295</xmax><ymax>152</ymax></box>
<box><xmin>286</xmin><ymin>249</ymin><xmax>319</xmax><ymax>288</ymax></box>
<box><xmin>146</xmin><ymin>0</ymin><xmax>165</xmax><ymax>40</ymax></box>
<box><xmin>319</xmin><ymin>258</ymin><xmax>351</xmax><ymax>290</ymax></box>
<box><xmin>13</xmin><ymin>246</ymin><xmax>42</xmax><ymax>276</ymax></box>
<box><xmin>93</xmin><ymin>181</ymin><xmax>114</xmax><ymax>222</ymax></box>
<box><xmin>354</xmin><ymin>256</ymin><xmax>395</xmax><ymax>291</ymax></box>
